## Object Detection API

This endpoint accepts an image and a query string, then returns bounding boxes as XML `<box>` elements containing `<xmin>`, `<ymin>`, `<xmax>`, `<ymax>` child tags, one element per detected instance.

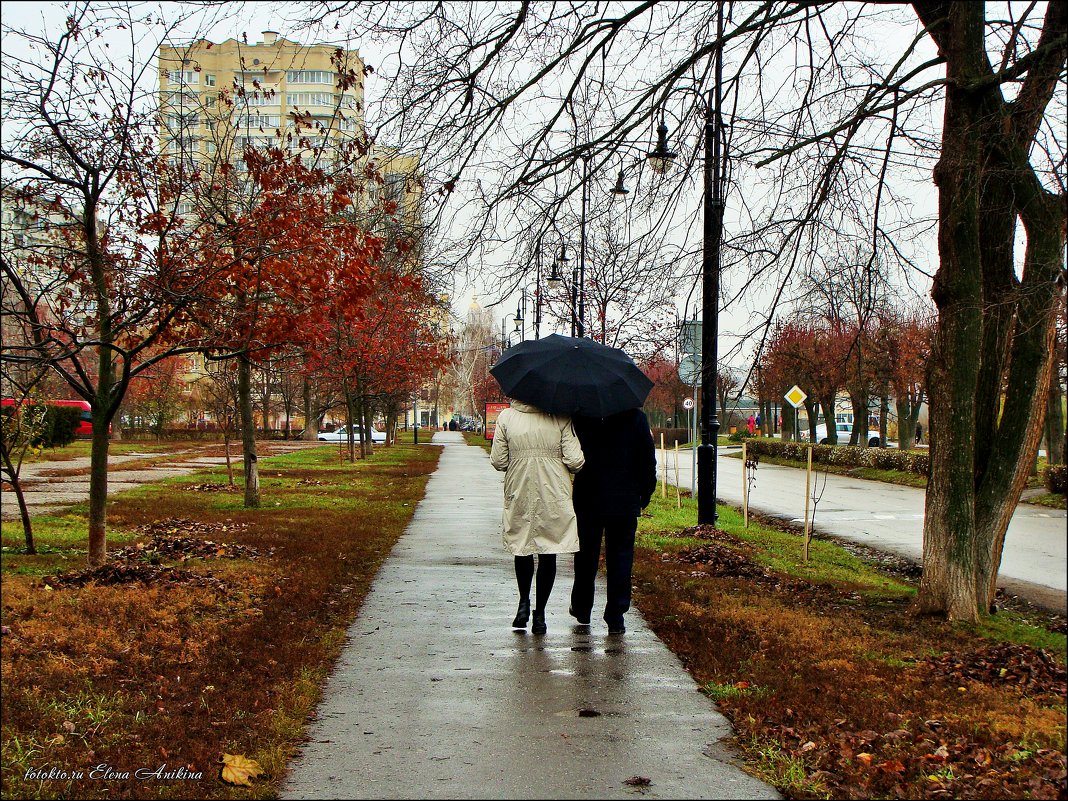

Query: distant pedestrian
<box><xmin>915</xmin><ymin>423</ymin><xmax>923</xmax><ymax>445</ymax></box>
<box><xmin>449</xmin><ymin>419</ymin><xmax>458</xmax><ymax>431</ymax></box>
<box><xmin>569</xmin><ymin>409</ymin><xmax>657</xmax><ymax>635</ymax></box>
<box><xmin>490</xmin><ymin>400</ymin><xmax>585</xmax><ymax>635</ymax></box>
<box><xmin>747</xmin><ymin>414</ymin><xmax>756</xmax><ymax>435</ymax></box>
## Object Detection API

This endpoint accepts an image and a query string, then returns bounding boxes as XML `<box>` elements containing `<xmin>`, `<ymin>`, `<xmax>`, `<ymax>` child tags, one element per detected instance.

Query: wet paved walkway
<box><xmin>281</xmin><ymin>431</ymin><xmax>779</xmax><ymax>800</ymax></box>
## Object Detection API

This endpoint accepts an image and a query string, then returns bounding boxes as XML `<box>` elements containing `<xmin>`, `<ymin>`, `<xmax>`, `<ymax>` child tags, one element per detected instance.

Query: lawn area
<box><xmin>1</xmin><ymin>439</ymin><xmax>440</xmax><ymax>800</ymax></box>
<box><xmin>633</xmin><ymin>490</ymin><xmax>1066</xmax><ymax>799</ymax></box>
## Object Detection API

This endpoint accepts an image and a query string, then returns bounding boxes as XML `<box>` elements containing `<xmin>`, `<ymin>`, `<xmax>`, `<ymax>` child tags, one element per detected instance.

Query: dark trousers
<box><xmin>571</xmin><ymin>513</ymin><xmax>637</xmax><ymax>626</ymax></box>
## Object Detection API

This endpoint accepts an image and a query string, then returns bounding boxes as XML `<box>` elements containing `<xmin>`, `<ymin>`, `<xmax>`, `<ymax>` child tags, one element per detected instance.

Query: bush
<box><xmin>34</xmin><ymin>404</ymin><xmax>80</xmax><ymax>449</ymax></box>
<box><xmin>1046</xmin><ymin>464</ymin><xmax>1067</xmax><ymax>495</ymax></box>
<box><xmin>746</xmin><ymin>437</ymin><xmax>930</xmax><ymax>476</ymax></box>
<box><xmin>728</xmin><ymin>430</ymin><xmax>756</xmax><ymax>443</ymax></box>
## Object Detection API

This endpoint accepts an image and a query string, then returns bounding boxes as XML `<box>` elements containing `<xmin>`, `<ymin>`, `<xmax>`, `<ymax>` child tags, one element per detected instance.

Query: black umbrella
<box><xmin>490</xmin><ymin>334</ymin><xmax>653</xmax><ymax>417</ymax></box>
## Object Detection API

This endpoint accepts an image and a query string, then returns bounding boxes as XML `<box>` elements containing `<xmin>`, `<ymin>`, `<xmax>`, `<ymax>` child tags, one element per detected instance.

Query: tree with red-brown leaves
<box><xmin>642</xmin><ymin>355</ymin><xmax>688</xmax><ymax>429</ymax></box>
<box><xmin>187</xmin><ymin>146</ymin><xmax>380</xmax><ymax>505</ymax></box>
<box><xmin>303</xmin><ymin>266</ymin><xmax>448</xmax><ymax>460</ymax></box>
<box><xmin>873</xmin><ymin>310</ymin><xmax>933</xmax><ymax>449</ymax></box>
<box><xmin>762</xmin><ymin>318</ymin><xmax>849</xmax><ymax>443</ymax></box>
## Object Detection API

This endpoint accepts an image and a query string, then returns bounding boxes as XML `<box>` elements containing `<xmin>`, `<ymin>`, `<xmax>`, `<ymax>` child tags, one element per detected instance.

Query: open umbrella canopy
<box><xmin>490</xmin><ymin>334</ymin><xmax>653</xmax><ymax>417</ymax></box>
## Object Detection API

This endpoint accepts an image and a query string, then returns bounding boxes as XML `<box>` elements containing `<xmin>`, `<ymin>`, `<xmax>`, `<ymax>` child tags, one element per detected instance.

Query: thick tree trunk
<box><xmin>237</xmin><ymin>354</ymin><xmax>260</xmax><ymax>508</ymax></box>
<box><xmin>914</xmin><ymin>0</ymin><xmax>1066</xmax><ymax>620</ymax></box>
<box><xmin>915</xmin><ymin>1</ymin><xmax>986</xmax><ymax>623</ymax></box>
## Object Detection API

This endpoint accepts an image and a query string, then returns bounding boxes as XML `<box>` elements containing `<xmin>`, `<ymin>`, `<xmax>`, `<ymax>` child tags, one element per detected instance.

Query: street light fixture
<box><xmin>646</xmin><ymin>7</ymin><xmax>726</xmax><ymax>527</ymax></box>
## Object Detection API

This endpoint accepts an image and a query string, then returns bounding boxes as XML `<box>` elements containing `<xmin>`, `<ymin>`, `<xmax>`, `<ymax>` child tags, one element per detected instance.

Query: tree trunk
<box><xmin>879</xmin><ymin>392</ymin><xmax>889</xmax><ymax>448</ymax></box>
<box><xmin>914</xmin><ymin>0</ymin><xmax>1066</xmax><ymax>621</ymax></box>
<box><xmin>1047</xmin><ymin>376</ymin><xmax>1065</xmax><ymax>465</ymax></box>
<box><xmin>782</xmin><ymin>402</ymin><xmax>797</xmax><ymax>441</ymax></box>
<box><xmin>819</xmin><ymin>395</ymin><xmax>837</xmax><ymax>444</ymax></box>
<box><xmin>848</xmin><ymin>391</ymin><xmax>868</xmax><ymax>446</ymax></box>
<box><xmin>237</xmin><ymin>354</ymin><xmax>260</xmax><ymax>507</ymax></box>
<box><xmin>804</xmin><ymin>398</ymin><xmax>818</xmax><ymax>442</ymax></box>
<box><xmin>302</xmin><ymin>377</ymin><xmax>317</xmax><ymax>441</ymax></box>
<box><xmin>915</xmin><ymin>1</ymin><xmax>986</xmax><ymax>623</ymax></box>
<box><xmin>0</xmin><ymin>448</ymin><xmax>35</xmax><ymax>554</ymax></box>
<box><xmin>896</xmin><ymin>397</ymin><xmax>916</xmax><ymax>449</ymax></box>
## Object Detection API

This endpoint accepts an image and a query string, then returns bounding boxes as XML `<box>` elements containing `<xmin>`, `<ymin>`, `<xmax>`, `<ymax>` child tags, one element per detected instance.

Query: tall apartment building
<box><xmin>158</xmin><ymin>31</ymin><xmax>420</xmax><ymax>217</ymax></box>
<box><xmin>156</xmin><ymin>32</ymin><xmax>428</xmax><ymax>434</ymax></box>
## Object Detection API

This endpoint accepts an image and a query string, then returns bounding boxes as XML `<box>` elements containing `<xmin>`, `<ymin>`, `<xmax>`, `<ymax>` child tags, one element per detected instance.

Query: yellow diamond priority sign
<box><xmin>784</xmin><ymin>385</ymin><xmax>807</xmax><ymax>409</ymax></box>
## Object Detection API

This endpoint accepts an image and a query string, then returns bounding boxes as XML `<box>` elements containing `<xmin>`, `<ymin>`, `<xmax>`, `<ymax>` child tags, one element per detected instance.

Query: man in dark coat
<box><xmin>569</xmin><ymin>408</ymin><xmax>657</xmax><ymax>634</ymax></box>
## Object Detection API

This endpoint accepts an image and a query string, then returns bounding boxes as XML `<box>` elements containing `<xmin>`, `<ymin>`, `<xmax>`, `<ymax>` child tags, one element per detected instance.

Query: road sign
<box><xmin>678</xmin><ymin>355</ymin><xmax>700</xmax><ymax>385</ymax></box>
<box><xmin>683</xmin><ymin>398</ymin><xmax>695</xmax><ymax>410</ymax></box>
<box><xmin>784</xmin><ymin>385</ymin><xmax>807</xmax><ymax>408</ymax></box>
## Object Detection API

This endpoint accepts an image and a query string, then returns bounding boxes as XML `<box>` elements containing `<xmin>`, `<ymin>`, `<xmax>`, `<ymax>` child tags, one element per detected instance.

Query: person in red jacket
<box><xmin>568</xmin><ymin>408</ymin><xmax>657</xmax><ymax>635</ymax></box>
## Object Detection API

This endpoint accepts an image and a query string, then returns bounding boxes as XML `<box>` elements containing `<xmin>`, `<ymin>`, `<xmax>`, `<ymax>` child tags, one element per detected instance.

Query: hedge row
<box><xmin>1047</xmin><ymin>464</ymin><xmax>1067</xmax><ymax>495</ymax></box>
<box><xmin>745</xmin><ymin>437</ymin><xmax>930</xmax><ymax>476</ymax></box>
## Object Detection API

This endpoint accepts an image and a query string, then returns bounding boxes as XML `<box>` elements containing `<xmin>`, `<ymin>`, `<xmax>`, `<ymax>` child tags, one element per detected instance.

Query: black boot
<box><xmin>512</xmin><ymin>599</ymin><xmax>530</xmax><ymax>628</ymax></box>
<box><xmin>531</xmin><ymin>609</ymin><xmax>546</xmax><ymax>635</ymax></box>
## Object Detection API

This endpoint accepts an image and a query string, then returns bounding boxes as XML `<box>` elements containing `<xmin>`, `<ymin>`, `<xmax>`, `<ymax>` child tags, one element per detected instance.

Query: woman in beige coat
<box><xmin>490</xmin><ymin>400</ymin><xmax>585</xmax><ymax>634</ymax></box>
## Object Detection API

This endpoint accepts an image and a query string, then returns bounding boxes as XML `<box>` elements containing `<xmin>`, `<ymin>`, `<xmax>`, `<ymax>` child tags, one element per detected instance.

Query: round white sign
<box><xmin>683</xmin><ymin>398</ymin><xmax>695</xmax><ymax>410</ymax></box>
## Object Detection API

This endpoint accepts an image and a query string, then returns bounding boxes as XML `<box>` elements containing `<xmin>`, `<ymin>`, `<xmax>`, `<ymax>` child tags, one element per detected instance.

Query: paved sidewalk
<box><xmin>281</xmin><ymin>431</ymin><xmax>779</xmax><ymax>800</ymax></box>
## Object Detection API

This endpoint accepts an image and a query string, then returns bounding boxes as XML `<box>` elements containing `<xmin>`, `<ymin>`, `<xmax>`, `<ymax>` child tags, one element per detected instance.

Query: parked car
<box><xmin>811</xmin><ymin>422</ymin><xmax>881</xmax><ymax>447</ymax></box>
<box><xmin>317</xmin><ymin>425</ymin><xmax>386</xmax><ymax>444</ymax></box>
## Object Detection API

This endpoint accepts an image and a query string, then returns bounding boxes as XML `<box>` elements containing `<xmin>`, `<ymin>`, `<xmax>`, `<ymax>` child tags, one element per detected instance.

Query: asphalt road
<box><xmin>659</xmin><ymin>446</ymin><xmax>1067</xmax><ymax>613</ymax></box>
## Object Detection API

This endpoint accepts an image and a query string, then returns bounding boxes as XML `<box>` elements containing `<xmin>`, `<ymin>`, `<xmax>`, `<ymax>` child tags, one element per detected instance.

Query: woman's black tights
<box><xmin>514</xmin><ymin>554</ymin><xmax>557</xmax><ymax>612</ymax></box>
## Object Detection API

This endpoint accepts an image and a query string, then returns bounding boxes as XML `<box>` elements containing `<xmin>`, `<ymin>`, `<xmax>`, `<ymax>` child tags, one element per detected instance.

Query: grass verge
<box><xmin>634</xmin><ymin>490</ymin><xmax>1066</xmax><ymax>799</ymax></box>
<box><xmin>1</xmin><ymin>441</ymin><xmax>440</xmax><ymax>800</ymax></box>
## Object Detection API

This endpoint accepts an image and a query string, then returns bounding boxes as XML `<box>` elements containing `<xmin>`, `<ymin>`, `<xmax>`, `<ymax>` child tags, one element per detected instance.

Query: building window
<box><xmin>235</xmin><ymin>114</ymin><xmax>281</xmax><ymax>129</ymax></box>
<box><xmin>239</xmin><ymin>91</ymin><xmax>278</xmax><ymax>108</ymax></box>
<box><xmin>287</xmin><ymin>91</ymin><xmax>335</xmax><ymax>107</ymax></box>
<box><xmin>167</xmin><ymin>70</ymin><xmax>199</xmax><ymax>85</ymax></box>
<box><xmin>385</xmin><ymin>173</ymin><xmax>407</xmax><ymax>204</ymax></box>
<box><xmin>286</xmin><ymin>70</ymin><xmax>336</xmax><ymax>85</ymax></box>
<box><xmin>205</xmin><ymin>74</ymin><xmax>216</xmax><ymax>87</ymax></box>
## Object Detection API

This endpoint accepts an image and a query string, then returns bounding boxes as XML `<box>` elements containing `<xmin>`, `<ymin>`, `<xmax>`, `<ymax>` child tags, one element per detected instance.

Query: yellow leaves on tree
<box><xmin>219</xmin><ymin>753</ymin><xmax>264</xmax><ymax>786</ymax></box>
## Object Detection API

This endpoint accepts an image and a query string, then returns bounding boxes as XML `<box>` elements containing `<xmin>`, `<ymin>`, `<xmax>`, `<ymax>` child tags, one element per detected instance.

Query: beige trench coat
<box><xmin>489</xmin><ymin>400</ymin><xmax>585</xmax><ymax>556</ymax></box>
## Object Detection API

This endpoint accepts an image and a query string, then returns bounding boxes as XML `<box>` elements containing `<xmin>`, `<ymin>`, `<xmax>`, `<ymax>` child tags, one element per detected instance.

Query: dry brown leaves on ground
<box><xmin>40</xmin><ymin>562</ymin><xmax>228</xmax><ymax>590</ymax></box>
<box><xmin>39</xmin><ymin>520</ymin><xmax>267</xmax><ymax>590</ymax></box>
<box><xmin>921</xmin><ymin>643</ymin><xmax>1067</xmax><ymax>698</ymax></box>
<box><xmin>632</xmin><ymin>545</ymin><xmax>1067</xmax><ymax>800</ymax></box>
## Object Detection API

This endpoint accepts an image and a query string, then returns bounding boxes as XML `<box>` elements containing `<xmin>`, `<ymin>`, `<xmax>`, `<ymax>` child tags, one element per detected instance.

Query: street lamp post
<box><xmin>578</xmin><ymin>155</ymin><xmax>589</xmax><ymax>337</ymax></box>
<box><xmin>647</xmin><ymin>5</ymin><xmax>726</xmax><ymax>526</ymax></box>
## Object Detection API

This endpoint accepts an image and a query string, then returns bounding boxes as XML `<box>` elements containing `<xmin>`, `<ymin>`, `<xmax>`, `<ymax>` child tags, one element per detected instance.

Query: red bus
<box><xmin>1</xmin><ymin>399</ymin><xmax>99</xmax><ymax>438</ymax></box>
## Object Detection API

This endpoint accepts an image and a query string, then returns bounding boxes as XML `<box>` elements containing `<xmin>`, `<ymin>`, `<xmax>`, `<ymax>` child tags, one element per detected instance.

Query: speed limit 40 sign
<box><xmin>683</xmin><ymin>398</ymin><xmax>695</xmax><ymax>410</ymax></box>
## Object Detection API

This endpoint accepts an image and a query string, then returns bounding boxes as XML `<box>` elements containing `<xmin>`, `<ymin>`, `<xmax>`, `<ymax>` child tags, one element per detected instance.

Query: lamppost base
<box><xmin>697</xmin><ymin>443</ymin><xmax>717</xmax><ymax>525</ymax></box>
